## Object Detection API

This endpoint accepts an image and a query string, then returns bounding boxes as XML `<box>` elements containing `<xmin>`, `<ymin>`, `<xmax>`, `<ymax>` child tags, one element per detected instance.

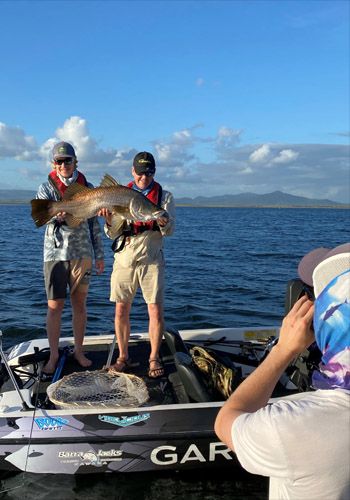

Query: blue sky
<box><xmin>0</xmin><ymin>0</ymin><xmax>349</xmax><ymax>202</ymax></box>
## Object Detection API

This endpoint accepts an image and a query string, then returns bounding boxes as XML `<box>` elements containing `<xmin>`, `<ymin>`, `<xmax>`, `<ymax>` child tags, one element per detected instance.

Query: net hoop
<box><xmin>46</xmin><ymin>369</ymin><xmax>149</xmax><ymax>409</ymax></box>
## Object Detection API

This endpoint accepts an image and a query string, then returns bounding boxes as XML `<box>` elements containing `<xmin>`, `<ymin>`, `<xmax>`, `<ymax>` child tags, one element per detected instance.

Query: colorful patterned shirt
<box><xmin>36</xmin><ymin>179</ymin><xmax>104</xmax><ymax>262</ymax></box>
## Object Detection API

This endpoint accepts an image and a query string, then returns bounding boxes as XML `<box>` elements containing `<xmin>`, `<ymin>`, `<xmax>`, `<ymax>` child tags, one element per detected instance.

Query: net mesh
<box><xmin>46</xmin><ymin>369</ymin><xmax>149</xmax><ymax>409</ymax></box>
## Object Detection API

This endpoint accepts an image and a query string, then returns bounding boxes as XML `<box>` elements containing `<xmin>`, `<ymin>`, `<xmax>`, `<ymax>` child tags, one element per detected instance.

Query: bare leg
<box><xmin>44</xmin><ymin>299</ymin><xmax>64</xmax><ymax>373</ymax></box>
<box><xmin>70</xmin><ymin>289</ymin><xmax>92</xmax><ymax>367</ymax></box>
<box><xmin>110</xmin><ymin>302</ymin><xmax>131</xmax><ymax>370</ymax></box>
<box><xmin>148</xmin><ymin>303</ymin><xmax>164</xmax><ymax>377</ymax></box>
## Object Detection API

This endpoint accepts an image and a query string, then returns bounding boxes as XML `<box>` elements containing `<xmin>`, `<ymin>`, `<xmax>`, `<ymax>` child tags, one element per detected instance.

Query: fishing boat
<box><xmin>0</xmin><ymin>280</ymin><xmax>319</xmax><ymax>475</ymax></box>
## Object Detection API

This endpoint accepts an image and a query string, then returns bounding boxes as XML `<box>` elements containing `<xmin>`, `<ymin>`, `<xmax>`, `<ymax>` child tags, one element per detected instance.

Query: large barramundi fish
<box><xmin>30</xmin><ymin>174</ymin><xmax>167</xmax><ymax>229</ymax></box>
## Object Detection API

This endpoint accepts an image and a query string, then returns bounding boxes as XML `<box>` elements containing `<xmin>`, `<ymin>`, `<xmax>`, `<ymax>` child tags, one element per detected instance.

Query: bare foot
<box><xmin>43</xmin><ymin>358</ymin><xmax>58</xmax><ymax>375</ymax></box>
<box><xmin>74</xmin><ymin>351</ymin><xmax>92</xmax><ymax>368</ymax></box>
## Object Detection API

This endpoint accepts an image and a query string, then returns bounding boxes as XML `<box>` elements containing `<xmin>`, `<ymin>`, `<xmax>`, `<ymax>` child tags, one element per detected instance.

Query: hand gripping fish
<box><xmin>30</xmin><ymin>174</ymin><xmax>168</xmax><ymax>230</ymax></box>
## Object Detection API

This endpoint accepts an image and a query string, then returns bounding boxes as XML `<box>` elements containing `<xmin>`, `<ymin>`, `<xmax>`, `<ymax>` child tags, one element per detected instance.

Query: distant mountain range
<box><xmin>0</xmin><ymin>188</ymin><xmax>347</xmax><ymax>208</ymax></box>
<box><xmin>176</xmin><ymin>191</ymin><xmax>347</xmax><ymax>208</ymax></box>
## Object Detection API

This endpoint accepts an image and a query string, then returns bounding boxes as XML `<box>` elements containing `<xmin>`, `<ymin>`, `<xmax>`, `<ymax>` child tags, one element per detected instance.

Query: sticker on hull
<box><xmin>98</xmin><ymin>413</ymin><xmax>150</xmax><ymax>427</ymax></box>
<box><xmin>35</xmin><ymin>417</ymin><xmax>69</xmax><ymax>431</ymax></box>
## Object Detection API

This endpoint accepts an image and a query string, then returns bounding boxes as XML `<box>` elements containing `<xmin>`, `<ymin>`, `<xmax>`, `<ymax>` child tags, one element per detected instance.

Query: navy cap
<box><xmin>133</xmin><ymin>152</ymin><xmax>156</xmax><ymax>175</ymax></box>
<box><xmin>52</xmin><ymin>142</ymin><xmax>76</xmax><ymax>159</ymax></box>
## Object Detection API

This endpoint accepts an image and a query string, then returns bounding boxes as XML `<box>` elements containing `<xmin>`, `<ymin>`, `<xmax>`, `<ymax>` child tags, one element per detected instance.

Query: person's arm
<box><xmin>214</xmin><ymin>295</ymin><xmax>315</xmax><ymax>450</ymax></box>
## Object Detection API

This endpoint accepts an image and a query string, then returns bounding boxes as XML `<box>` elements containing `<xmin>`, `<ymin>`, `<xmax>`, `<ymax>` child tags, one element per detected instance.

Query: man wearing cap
<box><xmin>100</xmin><ymin>151</ymin><xmax>175</xmax><ymax>377</ymax></box>
<box><xmin>36</xmin><ymin>141</ymin><xmax>105</xmax><ymax>375</ymax></box>
<box><xmin>215</xmin><ymin>243</ymin><xmax>350</xmax><ymax>499</ymax></box>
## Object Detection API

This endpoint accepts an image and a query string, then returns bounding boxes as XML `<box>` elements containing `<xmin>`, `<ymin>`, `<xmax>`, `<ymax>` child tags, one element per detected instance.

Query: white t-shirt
<box><xmin>232</xmin><ymin>389</ymin><xmax>350</xmax><ymax>500</ymax></box>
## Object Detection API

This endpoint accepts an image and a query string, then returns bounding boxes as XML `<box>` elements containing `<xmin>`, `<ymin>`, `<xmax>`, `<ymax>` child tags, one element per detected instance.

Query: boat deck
<box><xmin>34</xmin><ymin>338</ymin><xmax>208</xmax><ymax>409</ymax></box>
<box><xmin>5</xmin><ymin>326</ymin><xmax>307</xmax><ymax>413</ymax></box>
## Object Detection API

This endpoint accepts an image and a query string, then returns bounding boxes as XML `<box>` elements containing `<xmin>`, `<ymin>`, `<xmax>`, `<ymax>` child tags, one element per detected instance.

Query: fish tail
<box><xmin>30</xmin><ymin>199</ymin><xmax>54</xmax><ymax>227</ymax></box>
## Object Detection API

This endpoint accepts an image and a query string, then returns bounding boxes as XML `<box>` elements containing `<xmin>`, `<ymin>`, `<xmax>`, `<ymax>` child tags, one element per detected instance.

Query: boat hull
<box><xmin>0</xmin><ymin>325</ymin><xmax>306</xmax><ymax>475</ymax></box>
<box><xmin>0</xmin><ymin>406</ymin><xmax>236</xmax><ymax>474</ymax></box>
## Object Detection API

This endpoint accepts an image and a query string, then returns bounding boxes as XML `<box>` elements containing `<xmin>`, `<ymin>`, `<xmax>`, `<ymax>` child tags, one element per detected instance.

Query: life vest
<box><xmin>48</xmin><ymin>170</ymin><xmax>88</xmax><ymax>200</ymax></box>
<box><xmin>126</xmin><ymin>180</ymin><xmax>163</xmax><ymax>235</ymax></box>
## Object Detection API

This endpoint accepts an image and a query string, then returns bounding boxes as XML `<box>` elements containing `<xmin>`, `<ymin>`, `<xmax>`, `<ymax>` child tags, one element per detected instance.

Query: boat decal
<box><xmin>98</xmin><ymin>413</ymin><xmax>150</xmax><ymax>427</ymax></box>
<box><xmin>58</xmin><ymin>449</ymin><xmax>122</xmax><ymax>466</ymax></box>
<box><xmin>150</xmin><ymin>442</ymin><xmax>234</xmax><ymax>465</ymax></box>
<box><xmin>34</xmin><ymin>417</ymin><xmax>69</xmax><ymax>431</ymax></box>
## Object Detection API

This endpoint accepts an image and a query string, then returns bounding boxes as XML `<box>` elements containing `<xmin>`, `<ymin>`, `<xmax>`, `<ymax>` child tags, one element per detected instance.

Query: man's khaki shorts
<box><xmin>110</xmin><ymin>262</ymin><xmax>164</xmax><ymax>304</ymax></box>
<box><xmin>44</xmin><ymin>258</ymin><xmax>92</xmax><ymax>300</ymax></box>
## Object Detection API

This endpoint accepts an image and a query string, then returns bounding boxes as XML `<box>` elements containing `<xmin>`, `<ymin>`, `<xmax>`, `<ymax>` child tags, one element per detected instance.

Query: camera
<box><xmin>284</xmin><ymin>279</ymin><xmax>321</xmax><ymax>391</ymax></box>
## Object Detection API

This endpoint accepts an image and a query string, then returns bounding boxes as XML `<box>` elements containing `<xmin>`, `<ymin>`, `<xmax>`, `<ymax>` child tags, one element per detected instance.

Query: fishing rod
<box><xmin>0</xmin><ymin>330</ymin><xmax>31</xmax><ymax>411</ymax></box>
<box><xmin>186</xmin><ymin>335</ymin><xmax>277</xmax><ymax>352</ymax></box>
<box><xmin>0</xmin><ymin>329</ymin><xmax>32</xmax><ymax>494</ymax></box>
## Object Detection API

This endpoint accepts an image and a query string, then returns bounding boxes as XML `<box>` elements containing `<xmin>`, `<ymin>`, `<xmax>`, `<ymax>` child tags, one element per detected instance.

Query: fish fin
<box><xmin>108</xmin><ymin>214</ymin><xmax>127</xmax><ymax>238</ymax></box>
<box><xmin>63</xmin><ymin>183</ymin><xmax>91</xmax><ymax>200</ymax></box>
<box><xmin>111</xmin><ymin>205</ymin><xmax>130</xmax><ymax>216</ymax></box>
<box><xmin>65</xmin><ymin>213</ymin><xmax>84</xmax><ymax>228</ymax></box>
<box><xmin>30</xmin><ymin>199</ymin><xmax>53</xmax><ymax>227</ymax></box>
<box><xmin>100</xmin><ymin>174</ymin><xmax>119</xmax><ymax>188</ymax></box>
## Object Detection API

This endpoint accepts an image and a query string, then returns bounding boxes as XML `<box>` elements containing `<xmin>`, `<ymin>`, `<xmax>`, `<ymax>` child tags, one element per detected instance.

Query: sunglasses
<box><xmin>138</xmin><ymin>172</ymin><xmax>154</xmax><ymax>177</ymax></box>
<box><xmin>54</xmin><ymin>158</ymin><xmax>74</xmax><ymax>166</ymax></box>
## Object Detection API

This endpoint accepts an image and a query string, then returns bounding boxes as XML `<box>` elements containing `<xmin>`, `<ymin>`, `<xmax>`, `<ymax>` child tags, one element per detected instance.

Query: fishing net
<box><xmin>190</xmin><ymin>346</ymin><xmax>242</xmax><ymax>399</ymax></box>
<box><xmin>46</xmin><ymin>369</ymin><xmax>149</xmax><ymax>409</ymax></box>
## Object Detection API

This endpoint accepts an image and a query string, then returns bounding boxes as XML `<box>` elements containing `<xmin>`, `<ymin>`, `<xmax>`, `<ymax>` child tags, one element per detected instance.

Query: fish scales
<box><xmin>49</xmin><ymin>186</ymin><xmax>135</xmax><ymax>219</ymax></box>
<box><xmin>30</xmin><ymin>176</ymin><xmax>167</xmax><ymax>228</ymax></box>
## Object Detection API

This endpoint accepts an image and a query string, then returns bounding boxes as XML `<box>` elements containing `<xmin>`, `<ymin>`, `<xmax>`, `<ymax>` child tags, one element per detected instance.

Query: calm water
<box><xmin>0</xmin><ymin>205</ymin><xmax>348</xmax><ymax>498</ymax></box>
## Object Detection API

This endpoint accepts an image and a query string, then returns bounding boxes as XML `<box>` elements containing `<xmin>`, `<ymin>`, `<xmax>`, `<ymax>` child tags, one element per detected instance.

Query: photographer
<box><xmin>215</xmin><ymin>243</ymin><xmax>350</xmax><ymax>500</ymax></box>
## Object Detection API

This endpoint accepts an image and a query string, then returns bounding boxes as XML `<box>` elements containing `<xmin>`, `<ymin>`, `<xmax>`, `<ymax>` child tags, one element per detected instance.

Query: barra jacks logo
<box><xmin>35</xmin><ymin>417</ymin><xmax>69</xmax><ymax>431</ymax></box>
<box><xmin>58</xmin><ymin>449</ymin><xmax>123</xmax><ymax>466</ymax></box>
<box><xmin>98</xmin><ymin>413</ymin><xmax>150</xmax><ymax>427</ymax></box>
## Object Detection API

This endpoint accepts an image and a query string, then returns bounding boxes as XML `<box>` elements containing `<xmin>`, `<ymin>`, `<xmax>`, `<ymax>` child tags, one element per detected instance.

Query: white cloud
<box><xmin>0</xmin><ymin>122</ymin><xmax>38</xmax><ymax>161</ymax></box>
<box><xmin>217</xmin><ymin>126</ymin><xmax>241</xmax><ymax>144</ymax></box>
<box><xmin>0</xmin><ymin>117</ymin><xmax>349</xmax><ymax>203</ymax></box>
<box><xmin>214</xmin><ymin>126</ymin><xmax>242</xmax><ymax>160</ymax></box>
<box><xmin>249</xmin><ymin>144</ymin><xmax>271</xmax><ymax>163</ymax></box>
<box><xmin>152</xmin><ymin>126</ymin><xmax>198</xmax><ymax>168</ymax></box>
<box><xmin>196</xmin><ymin>77</ymin><xmax>204</xmax><ymax>87</ymax></box>
<box><xmin>173</xmin><ymin>129</ymin><xmax>194</xmax><ymax>145</ymax></box>
<box><xmin>36</xmin><ymin>116</ymin><xmax>140</xmax><ymax>182</ymax></box>
<box><xmin>272</xmin><ymin>149</ymin><xmax>299</xmax><ymax>164</ymax></box>
<box><xmin>249</xmin><ymin>145</ymin><xmax>299</xmax><ymax>166</ymax></box>
<box><xmin>42</xmin><ymin>116</ymin><xmax>115</xmax><ymax>165</ymax></box>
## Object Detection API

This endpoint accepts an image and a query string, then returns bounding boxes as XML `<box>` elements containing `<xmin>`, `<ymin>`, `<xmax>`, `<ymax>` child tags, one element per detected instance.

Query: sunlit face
<box><xmin>53</xmin><ymin>157</ymin><xmax>77</xmax><ymax>178</ymax></box>
<box><xmin>132</xmin><ymin>167</ymin><xmax>154</xmax><ymax>190</ymax></box>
